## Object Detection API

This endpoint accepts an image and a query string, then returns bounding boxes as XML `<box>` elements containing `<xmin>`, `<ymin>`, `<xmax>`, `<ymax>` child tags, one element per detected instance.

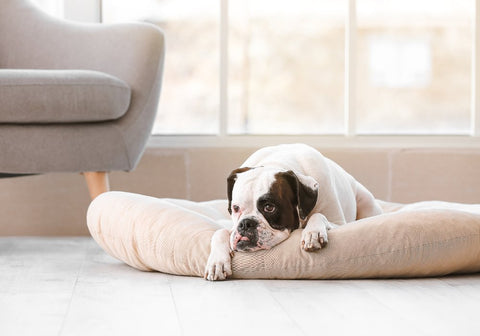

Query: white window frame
<box><xmin>83</xmin><ymin>0</ymin><xmax>480</xmax><ymax>148</ymax></box>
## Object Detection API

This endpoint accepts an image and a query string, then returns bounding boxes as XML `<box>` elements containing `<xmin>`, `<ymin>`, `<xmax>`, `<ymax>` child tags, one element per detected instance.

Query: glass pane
<box><xmin>356</xmin><ymin>0</ymin><xmax>473</xmax><ymax>134</ymax></box>
<box><xmin>103</xmin><ymin>0</ymin><xmax>219</xmax><ymax>134</ymax></box>
<box><xmin>228</xmin><ymin>0</ymin><xmax>346</xmax><ymax>134</ymax></box>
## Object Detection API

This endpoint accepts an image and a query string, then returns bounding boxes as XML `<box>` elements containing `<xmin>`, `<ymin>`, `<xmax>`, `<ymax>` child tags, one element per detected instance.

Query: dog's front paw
<box><xmin>301</xmin><ymin>229</ymin><xmax>328</xmax><ymax>252</ymax></box>
<box><xmin>204</xmin><ymin>251</ymin><xmax>233</xmax><ymax>281</ymax></box>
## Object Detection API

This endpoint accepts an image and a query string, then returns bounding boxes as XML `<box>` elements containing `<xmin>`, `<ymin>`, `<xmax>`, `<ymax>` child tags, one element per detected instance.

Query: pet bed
<box><xmin>87</xmin><ymin>191</ymin><xmax>480</xmax><ymax>279</ymax></box>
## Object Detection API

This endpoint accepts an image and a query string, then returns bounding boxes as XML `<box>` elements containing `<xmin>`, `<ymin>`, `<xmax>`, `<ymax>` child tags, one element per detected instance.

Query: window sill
<box><xmin>148</xmin><ymin>134</ymin><xmax>480</xmax><ymax>149</ymax></box>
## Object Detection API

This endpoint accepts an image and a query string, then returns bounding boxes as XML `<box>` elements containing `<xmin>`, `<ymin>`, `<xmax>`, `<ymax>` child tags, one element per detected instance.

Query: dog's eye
<box><xmin>232</xmin><ymin>205</ymin><xmax>240</xmax><ymax>213</ymax></box>
<box><xmin>264</xmin><ymin>203</ymin><xmax>275</xmax><ymax>213</ymax></box>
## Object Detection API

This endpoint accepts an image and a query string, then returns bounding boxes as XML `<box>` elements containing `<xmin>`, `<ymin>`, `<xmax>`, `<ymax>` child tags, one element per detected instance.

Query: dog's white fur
<box><xmin>205</xmin><ymin>144</ymin><xmax>382</xmax><ymax>281</ymax></box>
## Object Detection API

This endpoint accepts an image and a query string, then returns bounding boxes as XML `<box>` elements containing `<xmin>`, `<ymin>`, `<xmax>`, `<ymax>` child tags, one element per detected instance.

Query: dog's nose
<box><xmin>238</xmin><ymin>218</ymin><xmax>258</xmax><ymax>233</ymax></box>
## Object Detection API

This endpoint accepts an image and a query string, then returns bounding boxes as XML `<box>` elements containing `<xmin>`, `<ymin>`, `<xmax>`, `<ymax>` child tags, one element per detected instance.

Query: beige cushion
<box><xmin>0</xmin><ymin>69</ymin><xmax>131</xmax><ymax>123</ymax></box>
<box><xmin>87</xmin><ymin>192</ymin><xmax>480</xmax><ymax>279</ymax></box>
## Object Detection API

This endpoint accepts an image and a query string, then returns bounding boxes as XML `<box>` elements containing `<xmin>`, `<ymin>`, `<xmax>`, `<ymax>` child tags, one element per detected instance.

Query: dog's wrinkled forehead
<box><xmin>232</xmin><ymin>167</ymin><xmax>278</xmax><ymax>205</ymax></box>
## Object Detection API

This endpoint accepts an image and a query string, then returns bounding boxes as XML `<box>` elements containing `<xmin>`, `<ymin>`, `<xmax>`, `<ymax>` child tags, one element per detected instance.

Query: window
<box><xmin>38</xmin><ymin>0</ymin><xmax>478</xmax><ymax>143</ymax></box>
<box><xmin>103</xmin><ymin>0</ymin><xmax>219</xmax><ymax>134</ymax></box>
<box><xmin>356</xmin><ymin>0</ymin><xmax>473</xmax><ymax>134</ymax></box>
<box><xmin>227</xmin><ymin>0</ymin><xmax>346</xmax><ymax>134</ymax></box>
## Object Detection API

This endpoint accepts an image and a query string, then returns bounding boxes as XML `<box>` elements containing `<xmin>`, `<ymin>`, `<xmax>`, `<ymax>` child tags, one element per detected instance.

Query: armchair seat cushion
<box><xmin>0</xmin><ymin>69</ymin><xmax>131</xmax><ymax>123</ymax></box>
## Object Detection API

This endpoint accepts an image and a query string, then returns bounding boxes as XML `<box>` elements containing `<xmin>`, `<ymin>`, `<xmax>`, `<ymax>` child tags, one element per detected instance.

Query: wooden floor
<box><xmin>1</xmin><ymin>237</ymin><xmax>479</xmax><ymax>336</ymax></box>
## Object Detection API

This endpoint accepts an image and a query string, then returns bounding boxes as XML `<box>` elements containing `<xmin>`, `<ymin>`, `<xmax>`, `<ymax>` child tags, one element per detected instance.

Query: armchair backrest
<box><xmin>0</xmin><ymin>0</ymin><xmax>166</xmax><ymax>170</ymax></box>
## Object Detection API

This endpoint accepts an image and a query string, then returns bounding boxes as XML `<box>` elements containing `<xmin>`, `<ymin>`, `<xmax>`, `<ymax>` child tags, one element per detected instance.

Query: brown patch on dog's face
<box><xmin>256</xmin><ymin>172</ymin><xmax>300</xmax><ymax>233</ymax></box>
<box><xmin>227</xmin><ymin>167</ymin><xmax>254</xmax><ymax>215</ymax></box>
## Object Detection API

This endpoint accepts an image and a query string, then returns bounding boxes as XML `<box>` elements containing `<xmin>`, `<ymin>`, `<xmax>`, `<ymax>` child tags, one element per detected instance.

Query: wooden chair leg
<box><xmin>83</xmin><ymin>172</ymin><xmax>110</xmax><ymax>200</ymax></box>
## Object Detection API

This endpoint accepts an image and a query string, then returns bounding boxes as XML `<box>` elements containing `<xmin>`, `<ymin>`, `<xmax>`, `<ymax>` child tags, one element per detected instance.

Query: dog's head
<box><xmin>227</xmin><ymin>167</ymin><xmax>318</xmax><ymax>252</ymax></box>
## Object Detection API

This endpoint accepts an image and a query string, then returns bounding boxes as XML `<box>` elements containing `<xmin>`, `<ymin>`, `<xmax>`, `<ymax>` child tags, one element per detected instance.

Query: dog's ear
<box><xmin>227</xmin><ymin>167</ymin><xmax>254</xmax><ymax>214</ymax></box>
<box><xmin>280</xmin><ymin>170</ymin><xmax>319</xmax><ymax>220</ymax></box>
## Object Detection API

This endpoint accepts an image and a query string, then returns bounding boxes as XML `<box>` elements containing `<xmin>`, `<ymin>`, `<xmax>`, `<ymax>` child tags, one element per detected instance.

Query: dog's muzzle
<box><xmin>232</xmin><ymin>217</ymin><xmax>259</xmax><ymax>251</ymax></box>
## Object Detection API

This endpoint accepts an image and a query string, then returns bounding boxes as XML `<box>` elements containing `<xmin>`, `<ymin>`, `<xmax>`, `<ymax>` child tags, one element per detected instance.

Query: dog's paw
<box><xmin>301</xmin><ymin>229</ymin><xmax>328</xmax><ymax>252</ymax></box>
<box><xmin>204</xmin><ymin>251</ymin><xmax>233</xmax><ymax>281</ymax></box>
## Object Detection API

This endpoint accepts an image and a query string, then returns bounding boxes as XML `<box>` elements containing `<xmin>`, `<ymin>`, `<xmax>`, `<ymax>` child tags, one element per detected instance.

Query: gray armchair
<box><xmin>0</xmin><ymin>0</ymin><xmax>165</xmax><ymax>199</ymax></box>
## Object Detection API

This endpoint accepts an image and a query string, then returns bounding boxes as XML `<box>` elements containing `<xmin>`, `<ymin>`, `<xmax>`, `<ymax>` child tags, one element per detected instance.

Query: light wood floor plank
<box><xmin>58</xmin><ymin>241</ymin><xmax>181</xmax><ymax>336</ymax></box>
<box><xmin>1</xmin><ymin>237</ymin><xmax>479</xmax><ymax>336</ymax></box>
<box><xmin>169</xmin><ymin>276</ymin><xmax>306</xmax><ymax>336</ymax></box>
<box><xmin>0</xmin><ymin>238</ymin><xmax>90</xmax><ymax>336</ymax></box>
<box><xmin>266</xmin><ymin>279</ymin><xmax>429</xmax><ymax>336</ymax></box>
<box><xmin>361</xmin><ymin>278</ymin><xmax>480</xmax><ymax>335</ymax></box>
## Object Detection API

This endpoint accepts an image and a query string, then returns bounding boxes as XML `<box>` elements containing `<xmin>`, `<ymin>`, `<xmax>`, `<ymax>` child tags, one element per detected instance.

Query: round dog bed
<box><xmin>86</xmin><ymin>191</ymin><xmax>480</xmax><ymax>279</ymax></box>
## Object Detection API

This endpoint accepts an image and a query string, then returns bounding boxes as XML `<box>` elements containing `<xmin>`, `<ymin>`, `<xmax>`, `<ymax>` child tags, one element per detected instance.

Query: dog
<box><xmin>204</xmin><ymin>144</ymin><xmax>383</xmax><ymax>281</ymax></box>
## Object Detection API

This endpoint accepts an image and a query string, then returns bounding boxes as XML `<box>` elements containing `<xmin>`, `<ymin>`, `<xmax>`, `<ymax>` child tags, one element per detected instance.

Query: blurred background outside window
<box><xmin>103</xmin><ymin>0</ymin><xmax>220</xmax><ymax>134</ymax></box>
<box><xmin>227</xmin><ymin>0</ymin><xmax>346</xmax><ymax>134</ymax></box>
<box><xmin>33</xmin><ymin>0</ymin><xmax>474</xmax><ymax>136</ymax></box>
<box><xmin>356</xmin><ymin>0</ymin><xmax>473</xmax><ymax>134</ymax></box>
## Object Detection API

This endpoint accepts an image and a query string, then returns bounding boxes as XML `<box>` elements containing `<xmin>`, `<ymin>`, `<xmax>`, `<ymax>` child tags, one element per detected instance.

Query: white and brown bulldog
<box><xmin>205</xmin><ymin>144</ymin><xmax>383</xmax><ymax>281</ymax></box>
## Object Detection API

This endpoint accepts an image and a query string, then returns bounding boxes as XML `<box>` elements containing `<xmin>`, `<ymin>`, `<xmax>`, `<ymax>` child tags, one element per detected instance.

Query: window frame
<box><xmin>88</xmin><ymin>0</ymin><xmax>480</xmax><ymax>148</ymax></box>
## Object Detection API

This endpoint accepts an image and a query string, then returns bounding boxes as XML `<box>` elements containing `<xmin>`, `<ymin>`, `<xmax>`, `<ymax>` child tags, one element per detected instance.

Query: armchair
<box><xmin>0</xmin><ymin>0</ymin><xmax>165</xmax><ymax>199</ymax></box>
